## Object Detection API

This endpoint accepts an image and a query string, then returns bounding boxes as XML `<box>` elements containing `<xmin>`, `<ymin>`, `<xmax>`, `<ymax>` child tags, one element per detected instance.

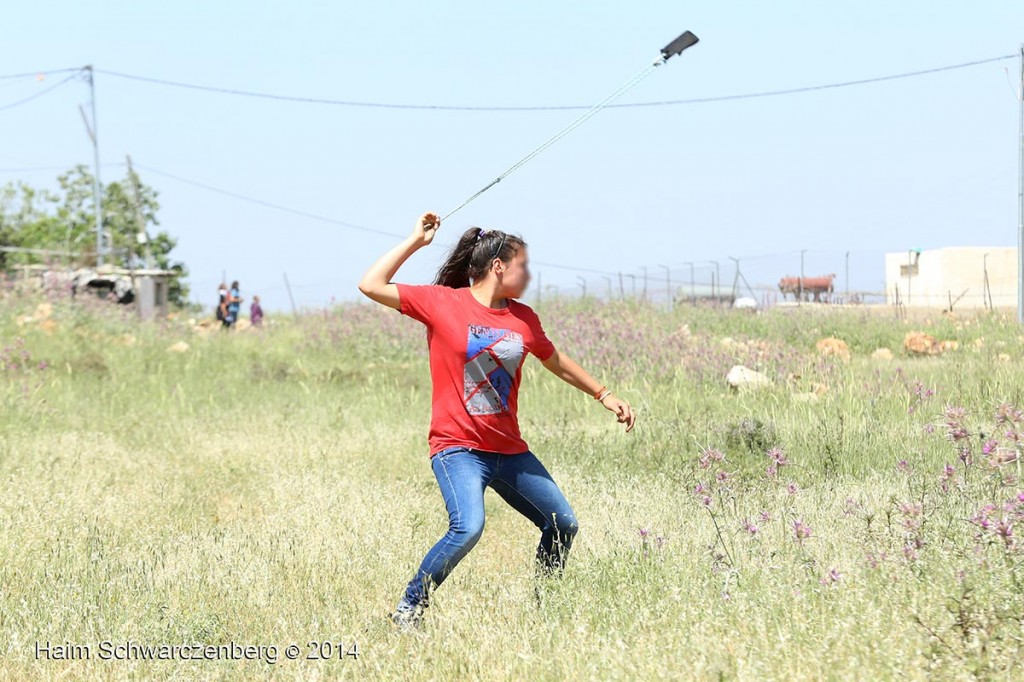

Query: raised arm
<box><xmin>358</xmin><ymin>212</ymin><xmax>439</xmax><ymax>310</ymax></box>
<box><xmin>541</xmin><ymin>349</ymin><xmax>636</xmax><ymax>432</ymax></box>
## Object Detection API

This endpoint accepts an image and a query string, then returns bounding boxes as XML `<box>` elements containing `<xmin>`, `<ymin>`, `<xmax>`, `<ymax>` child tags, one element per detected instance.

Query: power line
<box><xmin>93</xmin><ymin>54</ymin><xmax>1016</xmax><ymax>112</ymax></box>
<box><xmin>128</xmin><ymin>163</ymin><xmax>999</xmax><ymax>282</ymax></box>
<box><xmin>132</xmin><ymin>163</ymin><xmax>404</xmax><ymax>239</ymax></box>
<box><xmin>0</xmin><ymin>73</ymin><xmax>79</xmax><ymax>113</ymax></box>
<box><xmin>640</xmin><ymin>54</ymin><xmax>1016</xmax><ymax>107</ymax></box>
<box><xmin>531</xmin><ymin>261</ymin><xmax>619</xmax><ymax>277</ymax></box>
<box><xmin>0</xmin><ymin>67</ymin><xmax>82</xmax><ymax>80</ymax></box>
<box><xmin>131</xmin><ymin>162</ymin><xmax>632</xmax><ymax>276</ymax></box>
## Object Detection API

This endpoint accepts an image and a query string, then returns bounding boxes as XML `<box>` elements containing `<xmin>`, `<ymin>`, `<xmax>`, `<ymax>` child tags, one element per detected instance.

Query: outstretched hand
<box><xmin>413</xmin><ymin>212</ymin><xmax>441</xmax><ymax>246</ymax></box>
<box><xmin>600</xmin><ymin>393</ymin><xmax>636</xmax><ymax>432</ymax></box>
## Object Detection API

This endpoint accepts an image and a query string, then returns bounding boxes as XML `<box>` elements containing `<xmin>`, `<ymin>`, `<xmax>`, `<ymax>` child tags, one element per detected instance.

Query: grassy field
<box><xmin>2</xmin><ymin>293</ymin><xmax>1023</xmax><ymax>680</ymax></box>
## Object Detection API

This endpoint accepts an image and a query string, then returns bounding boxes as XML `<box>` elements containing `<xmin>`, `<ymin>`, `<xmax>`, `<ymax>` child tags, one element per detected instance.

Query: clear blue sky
<box><xmin>2</xmin><ymin>1</ymin><xmax>1022</xmax><ymax>311</ymax></box>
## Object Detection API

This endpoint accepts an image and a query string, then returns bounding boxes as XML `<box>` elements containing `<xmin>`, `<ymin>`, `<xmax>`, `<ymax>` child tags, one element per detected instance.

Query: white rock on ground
<box><xmin>726</xmin><ymin>365</ymin><xmax>771</xmax><ymax>390</ymax></box>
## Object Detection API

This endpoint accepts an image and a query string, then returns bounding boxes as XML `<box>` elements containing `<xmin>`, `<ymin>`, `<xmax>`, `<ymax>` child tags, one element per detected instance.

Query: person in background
<box><xmin>224</xmin><ymin>280</ymin><xmax>243</xmax><ymax>328</ymax></box>
<box><xmin>217</xmin><ymin>282</ymin><xmax>228</xmax><ymax>325</ymax></box>
<box><xmin>250</xmin><ymin>295</ymin><xmax>264</xmax><ymax>327</ymax></box>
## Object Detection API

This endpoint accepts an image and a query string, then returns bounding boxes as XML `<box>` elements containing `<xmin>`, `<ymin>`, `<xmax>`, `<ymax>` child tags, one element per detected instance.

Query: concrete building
<box><xmin>885</xmin><ymin>246</ymin><xmax>1018</xmax><ymax>309</ymax></box>
<box><xmin>9</xmin><ymin>263</ymin><xmax>176</xmax><ymax>320</ymax></box>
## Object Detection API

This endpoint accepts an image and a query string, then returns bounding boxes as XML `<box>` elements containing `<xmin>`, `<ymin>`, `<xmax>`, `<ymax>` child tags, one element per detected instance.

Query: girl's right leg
<box><xmin>396</xmin><ymin>448</ymin><xmax>491</xmax><ymax>617</ymax></box>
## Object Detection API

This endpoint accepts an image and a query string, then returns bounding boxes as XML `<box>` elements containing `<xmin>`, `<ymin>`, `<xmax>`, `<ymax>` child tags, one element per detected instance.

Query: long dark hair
<box><xmin>434</xmin><ymin>227</ymin><xmax>525</xmax><ymax>289</ymax></box>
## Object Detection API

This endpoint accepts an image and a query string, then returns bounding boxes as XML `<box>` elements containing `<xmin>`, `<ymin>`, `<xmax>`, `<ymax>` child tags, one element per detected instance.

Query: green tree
<box><xmin>0</xmin><ymin>166</ymin><xmax>190</xmax><ymax>305</ymax></box>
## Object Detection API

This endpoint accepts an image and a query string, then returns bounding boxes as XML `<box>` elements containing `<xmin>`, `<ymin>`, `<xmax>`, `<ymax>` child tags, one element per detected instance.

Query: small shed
<box><xmin>10</xmin><ymin>263</ymin><xmax>177</xmax><ymax>320</ymax></box>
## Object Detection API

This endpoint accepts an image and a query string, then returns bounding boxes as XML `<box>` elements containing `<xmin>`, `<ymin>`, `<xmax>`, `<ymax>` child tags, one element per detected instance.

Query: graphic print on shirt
<box><xmin>464</xmin><ymin>324</ymin><xmax>525</xmax><ymax>415</ymax></box>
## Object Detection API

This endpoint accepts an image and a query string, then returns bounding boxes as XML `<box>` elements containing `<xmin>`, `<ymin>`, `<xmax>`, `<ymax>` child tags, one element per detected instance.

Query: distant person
<box><xmin>250</xmin><ymin>295</ymin><xmax>264</xmax><ymax>327</ymax></box>
<box><xmin>224</xmin><ymin>280</ymin><xmax>243</xmax><ymax>328</ymax></box>
<box><xmin>217</xmin><ymin>282</ymin><xmax>228</xmax><ymax>324</ymax></box>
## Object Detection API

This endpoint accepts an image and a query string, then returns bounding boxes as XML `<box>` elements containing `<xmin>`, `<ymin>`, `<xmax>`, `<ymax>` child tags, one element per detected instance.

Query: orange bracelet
<box><xmin>593</xmin><ymin>385</ymin><xmax>607</xmax><ymax>400</ymax></box>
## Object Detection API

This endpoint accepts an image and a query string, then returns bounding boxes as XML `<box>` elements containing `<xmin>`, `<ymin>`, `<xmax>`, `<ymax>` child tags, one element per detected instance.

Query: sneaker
<box><xmin>390</xmin><ymin>600</ymin><xmax>425</xmax><ymax>631</ymax></box>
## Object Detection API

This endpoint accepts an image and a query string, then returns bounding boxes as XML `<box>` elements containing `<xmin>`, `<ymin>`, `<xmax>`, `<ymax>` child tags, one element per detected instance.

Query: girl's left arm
<box><xmin>540</xmin><ymin>349</ymin><xmax>636</xmax><ymax>432</ymax></box>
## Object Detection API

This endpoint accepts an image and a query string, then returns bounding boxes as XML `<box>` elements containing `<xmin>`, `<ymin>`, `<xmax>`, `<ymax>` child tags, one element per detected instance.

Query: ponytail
<box><xmin>434</xmin><ymin>227</ymin><xmax>525</xmax><ymax>288</ymax></box>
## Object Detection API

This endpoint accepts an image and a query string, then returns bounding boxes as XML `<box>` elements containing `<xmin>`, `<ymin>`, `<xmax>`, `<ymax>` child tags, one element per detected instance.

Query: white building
<box><xmin>884</xmin><ymin>247</ymin><xmax>1017</xmax><ymax>309</ymax></box>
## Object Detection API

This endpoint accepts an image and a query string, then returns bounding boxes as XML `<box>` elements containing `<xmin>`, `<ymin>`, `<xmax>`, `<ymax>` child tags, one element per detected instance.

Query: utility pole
<box><xmin>683</xmin><ymin>261</ymin><xmax>695</xmax><ymax>305</ymax></box>
<box><xmin>703</xmin><ymin>260</ymin><xmax>720</xmax><ymax>304</ymax></box>
<box><xmin>984</xmin><ymin>253</ymin><xmax>993</xmax><ymax>311</ymax></box>
<box><xmin>1017</xmin><ymin>44</ymin><xmax>1023</xmax><ymax>323</ymax></box>
<box><xmin>640</xmin><ymin>265</ymin><xmax>648</xmax><ymax>301</ymax></box>
<box><xmin>125</xmin><ymin>156</ymin><xmax>152</xmax><ymax>269</ymax></box>
<box><xmin>282</xmin><ymin>272</ymin><xmax>297</xmax><ymax>315</ymax></box>
<box><xmin>79</xmin><ymin>66</ymin><xmax>104</xmax><ymax>267</ymax></box>
<box><xmin>845</xmin><ymin>251</ymin><xmax>850</xmax><ymax>301</ymax></box>
<box><xmin>799</xmin><ymin>250</ymin><xmax>806</xmax><ymax>306</ymax></box>
<box><xmin>577</xmin><ymin>276</ymin><xmax>587</xmax><ymax>298</ymax></box>
<box><xmin>729</xmin><ymin>256</ymin><xmax>757</xmax><ymax>302</ymax></box>
<box><xmin>907</xmin><ymin>249</ymin><xmax>913</xmax><ymax>307</ymax></box>
<box><xmin>658</xmin><ymin>264</ymin><xmax>671</xmax><ymax>311</ymax></box>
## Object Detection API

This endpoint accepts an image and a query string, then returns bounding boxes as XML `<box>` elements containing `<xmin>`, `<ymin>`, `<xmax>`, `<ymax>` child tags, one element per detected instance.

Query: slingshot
<box><xmin>441</xmin><ymin>31</ymin><xmax>699</xmax><ymax>222</ymax></box>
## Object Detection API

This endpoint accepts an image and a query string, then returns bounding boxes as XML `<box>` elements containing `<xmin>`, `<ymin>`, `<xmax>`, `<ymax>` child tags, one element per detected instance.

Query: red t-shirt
<box><xmin>396</xmin><ymin>284</ymin><xmax>556</xmax><ymax>456</ymax></box>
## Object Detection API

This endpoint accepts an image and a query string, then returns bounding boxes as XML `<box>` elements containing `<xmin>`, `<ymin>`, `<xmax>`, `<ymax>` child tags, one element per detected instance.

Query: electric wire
<box><xmin>0</xmin><ymin>73</ymin><xmax>78</xmax><ymax>113</ymax></box>
<box><xmin>83</xmin><ymin>54</ymin><xmax>1016</xmax><ymax>111</ymax></box>
<box><xmin>133</xmin><ymin>163</ymin><xmax>404</xmax><ymax>239</ymax></box>
<box><xmin>130</xmin><ymin>162</ymin><xmax>627</xmax><ymax>276</ymax></box>
<box><xmin>0</xmin><ymin>67</ymin><xmax>83</xmax><ymax>80</ymax></box>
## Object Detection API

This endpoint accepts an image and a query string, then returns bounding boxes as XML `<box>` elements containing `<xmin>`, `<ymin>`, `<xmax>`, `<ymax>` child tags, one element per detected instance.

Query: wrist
<box><xmin>594</xmin><ymin>387</ymin><xmax>612</xmax><ymax>402</ymax></box>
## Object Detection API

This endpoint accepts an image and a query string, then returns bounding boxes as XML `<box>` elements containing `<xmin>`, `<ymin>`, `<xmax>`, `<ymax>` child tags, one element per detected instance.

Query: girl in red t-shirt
<box><xmin>359</xmin><ymin>212</ymin><xmax>636</xmax><ymax>629</ymax></box>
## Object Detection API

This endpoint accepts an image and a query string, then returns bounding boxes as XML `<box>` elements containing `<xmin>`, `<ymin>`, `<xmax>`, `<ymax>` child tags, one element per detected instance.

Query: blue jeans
<box><xmin>400</xmin><ymin>447</ymin><xmax>578</xmax><ymax>608</ymax></box>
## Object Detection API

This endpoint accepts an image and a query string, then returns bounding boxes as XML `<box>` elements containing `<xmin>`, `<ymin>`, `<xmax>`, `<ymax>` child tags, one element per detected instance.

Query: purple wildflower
<box><xmin>698</xmin><ymin>448</ymin><xmax>725</xmax><ymax>469</ymax></box>
<box><xmin>820</xmin><ymin>568</ymin><xmax>842</xmax><ymax>586</ymax></box>
<box><xmin>939</xmin><ymin>464</ymin><xmax>955</xmax><ymax>493</ymax></box>
<box><xmin>944</xmin><ymin>406</ymin><xmax>970</xmax><ymax>442</ymax></box>
<box><xmin>766</xmin><ymin>446</ymin><xmax>789</xmax><ymax>467</ymax></box>
<box><xmin>792</xmin><ymin>519</ymin><xmax>812</xmax><ymax>542</ymax></box>
<box><xmin>996</xmin><ymin>403</ymin><xmax>1024</xmax><ymax>425</ymax></box>
<box><xmin>996</xmin><ymin>518</ymin><xmax>1014</xmax><ymax>546</ymax></box>
<box><xmin>865</xmin><ymin>552</ymin><xmax>886</xmax><ymax>569</ymax></box>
